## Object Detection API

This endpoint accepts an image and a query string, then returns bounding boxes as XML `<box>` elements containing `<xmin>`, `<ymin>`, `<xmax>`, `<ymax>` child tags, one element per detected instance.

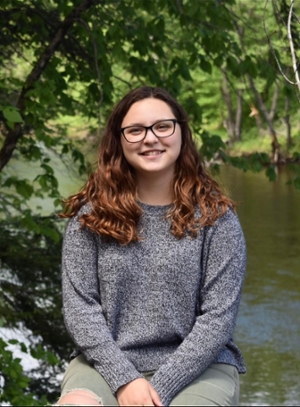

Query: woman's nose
<box><xmin>144</xmin><ymin>128</ymin><xmax>159</xmax><ymax>143</ymax></box>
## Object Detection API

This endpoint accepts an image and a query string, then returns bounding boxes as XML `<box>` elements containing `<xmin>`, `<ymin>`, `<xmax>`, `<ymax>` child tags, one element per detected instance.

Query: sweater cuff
<box><xmin>91</xmin><ymin>346</ymin><xmax>143</xmax><ymax>395</ymax></box>
<box><xmin>150</xmin><ymin>369</ymin><xmax>189</xmax><ymax>406</ymax></box>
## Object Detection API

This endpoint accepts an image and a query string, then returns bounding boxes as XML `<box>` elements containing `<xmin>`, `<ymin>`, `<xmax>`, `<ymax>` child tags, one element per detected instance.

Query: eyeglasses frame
<box><xmin>121</xmin><ymin>119</ymin><xmax>178</xmax><ymax>143</ymax></box>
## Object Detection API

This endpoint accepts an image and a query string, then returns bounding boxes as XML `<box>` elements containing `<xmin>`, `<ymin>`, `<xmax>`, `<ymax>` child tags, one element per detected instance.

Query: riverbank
<box><xmin>227</xmin><ymin>134</ymin><xmax>300</xmax><ymax>161</ymax></box>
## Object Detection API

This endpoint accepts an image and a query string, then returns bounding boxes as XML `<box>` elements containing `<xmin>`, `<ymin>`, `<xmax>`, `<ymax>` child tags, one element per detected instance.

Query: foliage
<box><xmin>0</xmin><ymin>214</ymin><xmax>73</xmax><ymax>404</ymax></box>
<box><xmin>0</xmin><ymin>335</ymin><xmax>61</xmax><ymax>405</ymax></box>
<box><xmin>0</xmin><ymin>0</ymin><xmax>299</xmax><ymax>404</ymax></box>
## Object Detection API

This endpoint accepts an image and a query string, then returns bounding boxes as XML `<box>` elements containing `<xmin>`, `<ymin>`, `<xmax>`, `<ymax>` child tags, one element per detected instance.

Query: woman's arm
<box><xmin>149</xmin><ymin>209</ymin><xmax>246</xmax><ymax>406</ymax></box>
<box><xmin>62</xmin><ymin>211</ymin><xmax>143</xmax><ymax>395</ymax></box>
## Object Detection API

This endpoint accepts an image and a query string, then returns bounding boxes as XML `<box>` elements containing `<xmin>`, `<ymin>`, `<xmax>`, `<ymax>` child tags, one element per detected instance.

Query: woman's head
<box><xmin>106</xmin><ymin>86</ymin><xmax>189</xmax><ymax>136</ymax></box>
<box><xmin>99</xmin><ymin>86</ymin><xmax>195</xmax><ymax>176</ymax></box>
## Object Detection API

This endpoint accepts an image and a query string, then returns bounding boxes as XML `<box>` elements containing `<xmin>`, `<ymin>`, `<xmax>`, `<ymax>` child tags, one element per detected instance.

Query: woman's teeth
<box><xmin>142</xmin><ymin>151</ymin><xmax>162</xmax><ymax>156</ymax></box>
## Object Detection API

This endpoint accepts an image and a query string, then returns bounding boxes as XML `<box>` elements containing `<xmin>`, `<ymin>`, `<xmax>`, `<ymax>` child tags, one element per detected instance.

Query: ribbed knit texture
<box><xmin>62</xmin><ymin>202</ymin><xmax>246</xmax><ymax>406</ymax></box>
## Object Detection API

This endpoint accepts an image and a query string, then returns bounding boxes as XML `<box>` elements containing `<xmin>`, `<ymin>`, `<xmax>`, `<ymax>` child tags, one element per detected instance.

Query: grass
<box><xmin>201</xmin><ymin>117</ymin><xmax>300</xmax><ymax>160</ymax></box>
<box><xmin>228</xmin><ymin>133</ymin><xmax>300</xmax><ymax>159</ymax></box>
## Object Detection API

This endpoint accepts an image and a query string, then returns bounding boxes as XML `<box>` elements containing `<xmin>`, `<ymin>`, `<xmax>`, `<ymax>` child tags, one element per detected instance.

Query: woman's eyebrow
<box><xmin>123</xmin><ymin>122</ymin><xmax>145</xmax><ymax>127</ymax></box>
<box><xmin>123</xmin><ymin>119</ymin><xmax>172</xmax><ymax>127</ymax></box>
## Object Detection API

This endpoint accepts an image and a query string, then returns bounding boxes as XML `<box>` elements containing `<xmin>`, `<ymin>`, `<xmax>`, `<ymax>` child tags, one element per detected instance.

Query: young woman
<box><xmin>56</xmin><ymin>86</ymin><xmax>246</xmax><ymax>406</ymax></box>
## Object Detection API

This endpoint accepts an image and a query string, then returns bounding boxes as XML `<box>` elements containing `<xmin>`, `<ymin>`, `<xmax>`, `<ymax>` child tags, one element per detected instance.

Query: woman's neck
<box><xmin>136</xmin><ymin>173</ymin><xmax>173</xmax><ymax>205</ymax></box>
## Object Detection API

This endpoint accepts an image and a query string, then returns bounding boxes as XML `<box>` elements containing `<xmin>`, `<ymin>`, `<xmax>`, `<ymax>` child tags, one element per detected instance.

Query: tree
<box><xmin>1</xmin><ymin>0</ymin><xmax>300</xmax><ymax>404</ymax></box>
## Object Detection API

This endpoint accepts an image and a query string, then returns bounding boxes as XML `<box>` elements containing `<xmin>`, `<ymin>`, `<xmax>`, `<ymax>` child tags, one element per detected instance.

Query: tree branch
<box><xmin>0</xmin><ymin>0</ymin><xmax>96</xmax><ymax>172</ymax></box>
<box><xmin>269</xmin><ymin>79</ymin><xmax>280</xmax><ymax>121</ymax></box>
<box><xmin>264</xmin><ymin>0</ymin><xmax>300</xmax><ymax>89</ymax></box>
<box><xmin>287</xmin><ymin>0</ymin><xmax>300</xmax><ymax>93</ymax></box>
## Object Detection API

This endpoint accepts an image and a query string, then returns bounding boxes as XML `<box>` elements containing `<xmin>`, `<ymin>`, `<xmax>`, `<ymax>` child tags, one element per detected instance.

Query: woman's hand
<box><xmin>116</xmin><ymin>378</ymin><xmax>163</xmax><ymax>406</ymax></box>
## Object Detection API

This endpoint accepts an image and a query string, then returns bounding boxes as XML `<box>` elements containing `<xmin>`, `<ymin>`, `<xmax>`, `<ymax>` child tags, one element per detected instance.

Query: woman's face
<box><xmin>120</xmin><ymin>98</ymin><xmax>182</xmax><ymax>180</ymax></box>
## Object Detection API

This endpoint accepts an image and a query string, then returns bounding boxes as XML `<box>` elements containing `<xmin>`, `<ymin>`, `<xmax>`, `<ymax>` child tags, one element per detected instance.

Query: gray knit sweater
<box><xmin>62</xmin><ymin>202</ymin><xmax>246</xmax><ymax>406</ymax></box>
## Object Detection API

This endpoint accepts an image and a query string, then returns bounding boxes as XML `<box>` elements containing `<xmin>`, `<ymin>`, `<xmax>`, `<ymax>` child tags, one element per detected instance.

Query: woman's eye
<box><xmin>156</xmin><ymin>123</ymin><xmax>170</xmax><ymax>131</ymax></box>
<box><xmin>128</xmin><ymin>127</ymin><xmax>142</xmax><ymax>135</ymax></box>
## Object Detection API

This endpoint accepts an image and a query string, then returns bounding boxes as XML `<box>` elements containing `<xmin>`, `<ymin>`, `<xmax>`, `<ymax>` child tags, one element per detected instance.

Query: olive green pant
<box><xmin>60</xmin><ymin>355</ymin><xmax>240</xmax><ymax>406</ymax></box>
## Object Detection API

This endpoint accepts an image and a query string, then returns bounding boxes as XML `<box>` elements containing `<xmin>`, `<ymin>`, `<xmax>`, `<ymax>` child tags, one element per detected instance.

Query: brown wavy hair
<box><xmin>61</xmin><ymin>86</ymin><xmax>235</xmax><ymax>244</ymax></box>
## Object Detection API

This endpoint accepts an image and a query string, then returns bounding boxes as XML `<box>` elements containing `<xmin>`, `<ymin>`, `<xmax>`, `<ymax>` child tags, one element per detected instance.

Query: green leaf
<box><xmin>42</xmin><ymin>225</ymin><xmax>61</xmax><ymax>242</ymax></box>
<box><xmin>265</xmin><ymin>165</ymin><xmax>277</xmax><ymax>182</ymax></box>
<box><xmin>20</xmin><ymin>214</ymin><xmax>41</xmax><ymax>233</ymax></box>
<box><xmin>54</xmin><ymin>197</ymin><xmax>62</xmax><ymax>207</ymax></box>
<box><xmin>20</xmin><ymin>342</ymin><xmax>28</xmax><ymax>353</ymax></box>
<box><xmin>9</xmin><ymin>369</ymin><xmax>18</xmax><ymax>379</ymax></box>
<box><xmin>239</xmin><ymin>55</ymin><xmax>257</xmax><ymax>77</ymax></box>
<box><xmin>8</xmin><ymin>339</ymin><xmax>19</xmax><ymax>345</ymax></box>
<box><xmin>199</xmin><ymin>55</ymin><xmax>212</xmax><ymax>74</ymax></box>
<box><xmin>7</xmin><ymin>179</ymin><xmax>34</xmax><ymax>200</ymax></box>
<box><xmin>292</xmin><ymin>152</ymin><xmax>300</xmax><ymax>161</ymax></box>
<box><xmin>41</xmin><ymin>163</ymin><xmax>55</xmax><ymax>174</ymax></box>
<box><xmin>226</xmin><ymin>55</ymin><xmax>240</xmax><ymax>76</ymax></box>
<box><xmin>46</xmin><ymin>351</ymin><xmax>59</xmax><ymax>366</ymax></box>
<box><xmin>200</xmin><ymin>132</ymin><xmax>226</xmax><ymax>160</ymax></box>
<box><xmin>227</xmin><ymin>156</ymin><xmax>249</xmax><ymax>172</ymax></box>
<box><xmin>2</xmin><ymin>106</ymin><xmax>23</xmax><ymax>123</ymax></box>
<box><xmin>294</xmin><ymin>177</ymin><xmax>300</xmax><ymax>189</ymax></box>
<box><xmin>155</xmin><ymin>17</ymin><xmax>165</xmax><ymax>34</ymax></box>
<box><xmin>16</xmin><ymin>183</ymin><xmax>34</xmax><ymax>200</ymax></box>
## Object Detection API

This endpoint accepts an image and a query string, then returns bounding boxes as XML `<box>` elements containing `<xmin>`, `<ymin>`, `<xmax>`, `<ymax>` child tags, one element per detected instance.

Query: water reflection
<box><xmin>217</xmin><ymin>166</ymin><xmax>300</xmax><ymax>406</ymax></box>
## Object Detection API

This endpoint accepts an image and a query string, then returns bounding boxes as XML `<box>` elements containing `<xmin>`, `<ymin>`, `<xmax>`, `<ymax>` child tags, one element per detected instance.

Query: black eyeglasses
<box><xmin>121</xmin><ymin>119</ymin><xmax>178</xmax><ymax>143</ymax></box>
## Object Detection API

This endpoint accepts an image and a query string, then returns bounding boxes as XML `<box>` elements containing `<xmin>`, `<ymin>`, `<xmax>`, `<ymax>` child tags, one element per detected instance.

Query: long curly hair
<box><xmin>61</xmin><ymin>86</ymin><xmax>234</xmax><ymax>244</ymax></box>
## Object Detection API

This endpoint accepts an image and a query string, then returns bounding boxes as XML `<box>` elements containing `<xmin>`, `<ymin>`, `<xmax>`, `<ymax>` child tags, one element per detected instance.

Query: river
<box><xmin>3</xmin><ymin>160</ymin><xmax>300</xmax><ymax>406</ymax></box>
<box><xmin>217</xmin><ymin>165</ymin><xmax>300</xmax><ymax>406</ymax></box>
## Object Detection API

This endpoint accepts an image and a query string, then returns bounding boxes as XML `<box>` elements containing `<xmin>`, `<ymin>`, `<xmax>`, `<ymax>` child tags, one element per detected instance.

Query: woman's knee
<box><xmin>54</xmin><ymin>388</ymin><xmax>102</xmax><ymax>406</ymax></box>
<box><xmin>60</xmin><ymin>355</ymin><xmax>118</xmax><ymax>405</ymax></box>
<box><xmin>170</xmin><ymin>364</ymin><xmax>240</xmax><ymax>406</ymax></box>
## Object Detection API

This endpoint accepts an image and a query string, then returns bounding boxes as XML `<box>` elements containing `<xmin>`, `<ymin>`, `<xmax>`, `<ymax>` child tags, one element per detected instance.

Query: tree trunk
<box><xmin>269</xmin><ymin>80</ymin><xmax>280</xmax><ymax>122</ymax></box>
<box><xmin>284</xmin><ymin>96</ymin><xmax>292</xmax><ymax>150</ymax></box>
<box><xmin>221</xmin><ymin>75</ymin><xmax>235</xmax><ymax>142</ymax></box>
<box><xmin>248</xmin><ymin>75</ymin><xmax>281</xmax><ymax>164</ymax></box>
<box><xmin>234</xmin><ymin>89</ymin><xmax>243</xmax><ymax>141</ymax></box>
<box><xmin>254</xmin><ymin>112</ymin><xmax>264</xmax><ymax>136</ymax></box>
<box><xmin>235</xmin><ymin>19</ymin><xmax>281</xmax><ymax>163</ymax></box>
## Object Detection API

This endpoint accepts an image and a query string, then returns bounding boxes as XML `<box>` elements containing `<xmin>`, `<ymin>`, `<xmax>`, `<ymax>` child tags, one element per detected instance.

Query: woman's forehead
<box><xmin>122</xmin><ymin>98</ymin><xmax>174</xmax><ymax>126</ymax></box>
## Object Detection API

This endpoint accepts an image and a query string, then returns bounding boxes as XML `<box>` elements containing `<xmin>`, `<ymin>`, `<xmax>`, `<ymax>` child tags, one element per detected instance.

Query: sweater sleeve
<box><xmin>149</xmin><ymin>209</ymin><xmax>246</xmax><ymax>406</ymax></box>
<box><xmin>62</xmin><ymin>212</ymin><xmax>143</xmax><ymax>394</ymax></box>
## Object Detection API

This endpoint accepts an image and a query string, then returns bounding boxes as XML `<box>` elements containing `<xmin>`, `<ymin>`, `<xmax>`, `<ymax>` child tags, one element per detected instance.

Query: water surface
<box><xmin>217</xmin><ymin>165</ymin><xmax>300</xmax><ymax>406</ymax></box>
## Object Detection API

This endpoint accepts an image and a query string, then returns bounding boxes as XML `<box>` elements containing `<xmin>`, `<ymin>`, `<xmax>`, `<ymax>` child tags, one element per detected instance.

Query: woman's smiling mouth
<box><xmin>140</xmin><ymin>150</ymin><xmax>165</xmax><ymax>156</ymax></box>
